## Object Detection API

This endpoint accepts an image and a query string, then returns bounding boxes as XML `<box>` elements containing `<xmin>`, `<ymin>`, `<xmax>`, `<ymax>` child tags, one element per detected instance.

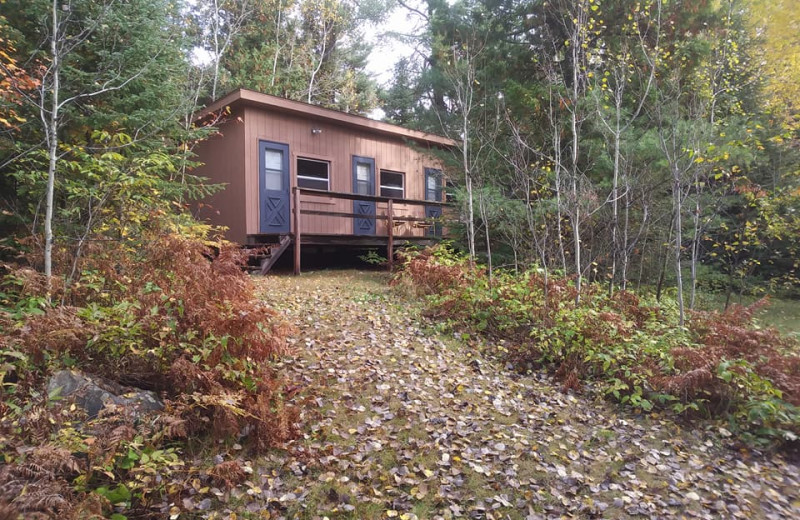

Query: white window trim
<box><xmin>380</xmin><ymin>170</ymin><xmax>405</xmax><ymax>199</ymax></box>
<box><xmin>297</xmin><ymin>157</ymin><xmax>330</xmax><ymax>191</ymax></box>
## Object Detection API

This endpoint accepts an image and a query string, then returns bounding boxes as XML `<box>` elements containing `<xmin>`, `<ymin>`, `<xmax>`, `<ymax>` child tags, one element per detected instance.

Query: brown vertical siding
<box><xmin>193</xmin><ymin>112</ymin><xmax>247</xmax><ymax>243</ymax></box>
<box><xmin>243</xmin><ymin>107</ymin><xmax>446</xmax><ymax>239</ymax></box>
<box><xmin>193</xmin><ymin>92</ymin><xmax>451</xmax><ymax>244</ymax></box>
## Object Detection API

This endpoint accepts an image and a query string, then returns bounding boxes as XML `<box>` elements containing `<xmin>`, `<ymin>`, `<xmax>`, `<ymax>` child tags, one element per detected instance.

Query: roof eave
<box><xmin>194</xmin><ymin>88</ymin><xmax>456</xmax><ymax>148</ymax></box>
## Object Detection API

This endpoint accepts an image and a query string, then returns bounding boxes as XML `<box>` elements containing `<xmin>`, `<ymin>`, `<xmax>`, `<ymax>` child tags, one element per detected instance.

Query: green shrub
<box><xmin>396</xmin><ymin>245</ymin><xmax>800</xmax><ymax>446</ymax></box>
<box><xmin>0</xmin><ymin>215</ymin><xmax>298</xmax><ymax>517</ymax></box>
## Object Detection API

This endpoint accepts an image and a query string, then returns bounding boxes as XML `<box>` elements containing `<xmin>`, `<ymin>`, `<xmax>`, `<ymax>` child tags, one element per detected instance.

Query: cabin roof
<box><xmin>197</xmin><ymin>88</ymin><xmax>457</xmax><ymax>148</ymax></box>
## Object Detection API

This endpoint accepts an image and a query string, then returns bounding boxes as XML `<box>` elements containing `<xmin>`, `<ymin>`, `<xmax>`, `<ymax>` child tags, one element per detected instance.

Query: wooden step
<box><xmin>258</xmin><ymin>235</ymin><xmax>292</xmax><ymax>274</ymax></box>
<box><xmin>243</xmin><ymin>235</ymin><xmax>292</xmax><ymax>275</ymax></box>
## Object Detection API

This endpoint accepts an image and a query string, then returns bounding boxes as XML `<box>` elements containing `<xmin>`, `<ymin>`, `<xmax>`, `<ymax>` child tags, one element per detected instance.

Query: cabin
<box><xmin>193</xmin><ymin>89</ymin><xmax>455</xmax><ymax>273</ymax></box>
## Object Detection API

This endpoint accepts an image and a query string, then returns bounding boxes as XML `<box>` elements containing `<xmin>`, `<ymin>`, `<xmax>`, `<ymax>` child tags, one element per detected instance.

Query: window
<box><xmin>264</xmin><ymin>149</ymin><xmax>284</xmax><ymax>191</ymax></box>
<box><xmin>425</xmin><ymin>168</ymin><xmax>443</xmax><ymax>201</ymax></box>
<box><xmin>355</xmin><ymin>162</ymin><xmax>372</xmax><ymax>195</ymax></box>
<box><xmin>297</xmin><ymin>158</ymin><xmax>329</xmax><ymax>190</ymax></box>
<box><xmin>445</xmin><ymin>179</ymin><xmax>456</xmax><ymax>201</ymax></box>
<box><xmin>380</xmin><ymin>170</ymin><xmax>405</xmax><ymax>198</ymax></box>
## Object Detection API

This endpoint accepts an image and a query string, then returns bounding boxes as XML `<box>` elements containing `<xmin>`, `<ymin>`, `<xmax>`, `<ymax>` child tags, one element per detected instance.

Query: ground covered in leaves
<box><xmin>201</xmin><ymin>270</ymin><xmax>799</xmax><ymax>519</ymax></box>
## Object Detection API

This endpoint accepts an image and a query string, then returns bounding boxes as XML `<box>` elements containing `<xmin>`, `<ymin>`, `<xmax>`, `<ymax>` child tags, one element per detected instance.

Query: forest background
<box><xmin>2</xmin><ymin>0</ymin><xmax>798</xmax><ymax>320</ymax></box>
<box><xmin>1</xmin><ymin>0</ymin><xmax>799</xmax><ymax>516</ymax></box>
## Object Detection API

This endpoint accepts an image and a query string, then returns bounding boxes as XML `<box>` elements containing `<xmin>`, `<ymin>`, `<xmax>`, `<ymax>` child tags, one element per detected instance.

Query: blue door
<box><xmin>352</xmin><ymin>156</ymin><xmax>376</xmax><ymax>235</ymax></box>
<box><xmin>259</xmin><ymin>140</ymin><xmax>290</xmax><ymax>234</ymax></box>
<box><xmin>425</xmin><ymin>168</ymin><xmax>443</xmax><ymax>236</ymax></box>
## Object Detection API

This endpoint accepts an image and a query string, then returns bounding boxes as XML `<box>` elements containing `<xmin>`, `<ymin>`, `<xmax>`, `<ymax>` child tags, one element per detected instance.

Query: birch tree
<box><xmin>592</xmin><ymin>0</ymin><xmax>660</xmax><ymax>295</ymax></box>
<box><xmin>192</xmin><ymin>0</ymin><xmax>253</xmax><ymax>100</ymax></box>
<box><xmin>545</xmin><ymin>0</ymin><xmax>603</xmax><ymax>303</ymax></box>
<box><xmin>653</xmin><ymin>70</ymin><xmax>711</xmax><ymax>326</ymax></box>
<box><xmin>438</xmin><ymin>32</ymin><xmax>491</xmax><ymax>263</ymax></box>
<box><xmin>5</xmin><ymin>0</ymin><xmax>181</xmax><ymax>297</ymax></box>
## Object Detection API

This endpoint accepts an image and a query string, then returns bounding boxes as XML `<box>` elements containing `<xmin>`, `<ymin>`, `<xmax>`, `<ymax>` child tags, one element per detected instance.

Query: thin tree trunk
<box><xmin>553</xmin><ymin>125</ymin><xmax>567</xmax><ymax>273</ymax></box>
<box><xmin>271</xmin><ymin>0</ymin><xmax>282</xmax><ymax>87</ymax></box>
<box><xmin>307</xmin><ymin>24</ymin><xmax>328</xmax><ymax>104</ymax></box>
<box><xmin>656</xmin><ymin>215</ymin><xmax>674</xmax><ymax>301</ymax></box>
<box><xmin>513</xmin><ymin>244</ymin><xmax>518</xmax><ymax>274</ymax></box>
<box><xmin>465</xmin><ymin>171</ymin><xmax>476</xmax><ymax>261</ymax></box>
<box><xmin>724</xmin><ymin>271</ymin><xmax>734</xmax><ymax>310</ymax></box>
<box><xmin>690</xmin><ymin>172</ymin><xmax>701</xmax><ymax>310</ymax></box>
<box><xmin>479</xmin><ymin>190</ymin><xmax>492</xmax><ymax>282</ymax></box>
<box><xmin>609</xmin><ymin>108</ymin><xmax>621</xmax><ymax>296</ymax></box>
<box><xmin>211</xmin><ymin>0</ymin><xmax>221</xmax><ymax>100</ymax></box>
<box><xmin>572</xmin><ymin>173</ymin><xmax>581</xmax><ymax>303</ymax></box>
<box><xmin>620</xmin><ymin>178</ymin><xmax>630</xmax><ymax>290</ymax></box>
<box><xmin>43</xmin><ymin>0</ymin><xmax>60</xmax><ymax>300</ymax></box>
<box><xmin>464</xmin><ymin>107</ymin><xmax>476</xmax><ymax>262</ymax></box>
<box><xmin>673</xmin><ymin>168</ymin><xmax>685</xmax><ymax>326</ymax></box>
<box><xmin>635</xmin><ymin>232</ymin><xmax>647</xmax><ymax>291</ymax></box>
<box><xmin>569</xmin><ymin>12</ymin><xmax>583</xmax><ymax>304</ymax></box>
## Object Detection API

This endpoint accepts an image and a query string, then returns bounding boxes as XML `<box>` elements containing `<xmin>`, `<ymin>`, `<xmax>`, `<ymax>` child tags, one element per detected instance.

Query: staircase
<box><xmin>245</xmin><ymin>235</ymin><xmax>292</xmax><ymax>275</ymax></box>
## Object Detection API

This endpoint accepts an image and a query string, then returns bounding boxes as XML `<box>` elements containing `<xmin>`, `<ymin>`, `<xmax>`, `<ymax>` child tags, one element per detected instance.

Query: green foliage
<box><xmin>218</xmin><ymin>0</ymin><xmax>386</xmax><ymax>112</ymax></box>
<box><xmin>0</xmin><ymin>269</ymin><xmax>49</xmax><ymax>319</ymax></box>
<box><xmin>0</xmin><ymin>0</ymin><xmax>210</xmax><ymax>248</ymax></box>
<box><xmin>0</xmin><ymin>215</ymin><xmax>298</xmax><ymax>517</ymax></box>
<box><xmin>381</xmin><ymin>0</ymin><xmax>799</xmax><ymax>307</ymax></box>
<box><xmin>359</xmin><ymin>249</ymin><xmax>388</xmax><ymax>266</ymax></box>
<box><xmin>5</xmin><ymin>129</ymin><xmax>219</xmax><ymax>285</ymax></box>
<box><xmin>398</xmin><ymin>246</ymin><xmax>800</xmax><ymax>446</ymax></box>
<box><xmin>1</xmin><ymin>0</ymin><xmax>191</xmax><ymax>135</ymax></box>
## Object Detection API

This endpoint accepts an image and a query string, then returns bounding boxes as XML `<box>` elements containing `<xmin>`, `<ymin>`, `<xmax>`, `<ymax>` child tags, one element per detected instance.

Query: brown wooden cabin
<box><xmin>193</xmin><ymin>89</ymin><xmax>455</xmax><ymax>273</ymax></box>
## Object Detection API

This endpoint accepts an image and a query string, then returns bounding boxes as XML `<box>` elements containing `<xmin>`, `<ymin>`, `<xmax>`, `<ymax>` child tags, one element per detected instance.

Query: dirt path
<box><xmin>219</xmin><ymin>271</ymin><xmax>799</xmax><ymax>519</ymax></box>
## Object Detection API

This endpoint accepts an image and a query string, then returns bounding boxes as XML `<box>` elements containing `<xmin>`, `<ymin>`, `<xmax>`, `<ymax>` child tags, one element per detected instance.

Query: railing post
<box><xmin>293</xmin><ymin>187</ymin><xmax>301</xmax><ymax>276</ymax></box>
<box><xmin>387</xmin><ymin>198</ymin><xmax>394</xmax><ymax>272</ymax></box>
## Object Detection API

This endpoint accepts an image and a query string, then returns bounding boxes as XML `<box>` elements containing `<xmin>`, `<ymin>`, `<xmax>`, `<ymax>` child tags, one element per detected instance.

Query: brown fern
<box><xmin>208</xmin><ymin>460</ymin><xmax>246</xmax><ymax>489</ymax></box>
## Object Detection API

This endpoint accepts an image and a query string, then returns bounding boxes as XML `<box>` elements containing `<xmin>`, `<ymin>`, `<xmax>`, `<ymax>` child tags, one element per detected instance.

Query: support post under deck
<box><xmin>293</xmin><ymin>188</ymin><xmax>301</xmax><ymax>275</ymax></box>
<box><xmin>387</xmin><ymin>199</ymin><xmax>394</xmax><ymax>272</ymax></box>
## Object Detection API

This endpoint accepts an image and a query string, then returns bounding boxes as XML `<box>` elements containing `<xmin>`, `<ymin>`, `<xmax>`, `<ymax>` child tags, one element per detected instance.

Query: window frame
<box><xmin>425</xmin><ymin>167</ymin><xmax>443</xmax><ymax>202</ymax></box>
<box><xmin>354</xmin><ymin>160</ymin><xmax>373</xmax><ymax>195</ymax></box>
<box><xmin>296</xmin><ymin>157</ymin><xmax>331</xmax><ymax>191</ymax></box>
<box><xmin>379</xmin><ymin>169</ymin><xmax>405</xmax><ymax>199</ymax></box>
<box><xmin>262</xmin><ymin>148</ymin><xmax>285</xmax><ymax>191</ymax></box>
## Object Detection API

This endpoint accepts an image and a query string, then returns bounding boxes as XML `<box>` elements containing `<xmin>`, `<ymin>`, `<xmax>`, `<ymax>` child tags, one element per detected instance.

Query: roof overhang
<box><xmin>194</xmin><ymin>88</ymin><xmax>457</xmax><ymax>148</ymax></box>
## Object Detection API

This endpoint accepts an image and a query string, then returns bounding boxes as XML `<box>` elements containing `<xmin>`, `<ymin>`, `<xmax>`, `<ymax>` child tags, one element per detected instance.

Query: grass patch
<box><xmin>695</xmin><ymin>292</ymin><xmax>800</xmax><ymax>339</ymax></box>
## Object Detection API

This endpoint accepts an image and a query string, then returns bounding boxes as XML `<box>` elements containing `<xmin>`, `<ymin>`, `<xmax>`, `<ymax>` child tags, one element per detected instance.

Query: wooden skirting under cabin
<box><xmin>244</xmin><ymin>233</ymin><xmax>441</xmax><ymax>274</ymax></box>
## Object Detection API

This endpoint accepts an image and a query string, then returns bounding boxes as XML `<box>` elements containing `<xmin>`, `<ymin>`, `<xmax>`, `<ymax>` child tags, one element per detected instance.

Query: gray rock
<box><xmin>47</xmin><ymin>370</ymin><xmax>163</xmax><ymax>418</ymax></box>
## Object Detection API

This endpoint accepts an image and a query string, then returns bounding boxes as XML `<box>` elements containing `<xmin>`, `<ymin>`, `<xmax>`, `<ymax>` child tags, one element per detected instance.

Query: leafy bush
<box><xmin>396</xmin><ymin>245</ymin><xmax>800</xmax><ymax>445</ymax></box>
<box><xmin>0</xmin><ymin>215</ymin><xmax>299</xmax><ymax>518</ymax></box>
<box><xmin>358</xmin><ymin>249</ymin><xmax>388</xmax><ymax>266</ymax></box>
<box><xmin>393</xmin><ymin>245</ymin><xmax>471</xmax><ymax>296</ymax></box>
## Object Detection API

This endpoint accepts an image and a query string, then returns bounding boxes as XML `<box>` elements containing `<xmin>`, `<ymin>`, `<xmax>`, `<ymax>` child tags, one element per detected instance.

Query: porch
<box><xmin>247</xmin><ymin>188</ymin><xmax>451</xmax><ymax>274</ymax></box>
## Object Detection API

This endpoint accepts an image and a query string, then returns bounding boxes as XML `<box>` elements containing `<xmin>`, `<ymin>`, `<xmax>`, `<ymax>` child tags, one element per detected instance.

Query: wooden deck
<box><xmin>248</xmin><ymin>234</ymin><xmax>440</xmax><ymax>247</ymax></box>
<box><xmin>246</xmin><ymin>188</ymin><xmax>451</xmax><ymax>274</ymax></box>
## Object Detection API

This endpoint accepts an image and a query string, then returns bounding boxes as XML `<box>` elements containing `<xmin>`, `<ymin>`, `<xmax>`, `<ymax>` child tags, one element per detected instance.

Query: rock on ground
<box><xmin>47</xmin><ymin>370</ymin><xmax>163</xmax><ymax>418</ymax></box>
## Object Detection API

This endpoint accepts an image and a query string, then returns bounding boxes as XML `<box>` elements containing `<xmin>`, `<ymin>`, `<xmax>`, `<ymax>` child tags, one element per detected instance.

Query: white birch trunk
<box><xmin>673</xmin><ymin>167</ymin><xmax>685</xmax><ymax>326</ymax></box>
<box><xmin>43</xmin><ymin>0</ymin><xmax>61</xmax><ymax>298</ymax></box>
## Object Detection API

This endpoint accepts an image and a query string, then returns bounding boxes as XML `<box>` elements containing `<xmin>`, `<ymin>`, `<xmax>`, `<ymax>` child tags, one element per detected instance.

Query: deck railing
<box><xmin>292</xmin><ymin>187</ymin><xmax>451</xmax><ymax>274</ymax></box>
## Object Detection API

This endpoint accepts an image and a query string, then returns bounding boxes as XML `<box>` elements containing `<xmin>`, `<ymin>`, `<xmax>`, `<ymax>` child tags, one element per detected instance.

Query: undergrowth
<box><xmin>0</xmin><ymin>214</ymin><xmax>299</xmax><ymax>518</ymax></box>
<box><xmin>394</xmin><ymin>245</ymin><xmax>800</xmax><ymax>447</ymax></box>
